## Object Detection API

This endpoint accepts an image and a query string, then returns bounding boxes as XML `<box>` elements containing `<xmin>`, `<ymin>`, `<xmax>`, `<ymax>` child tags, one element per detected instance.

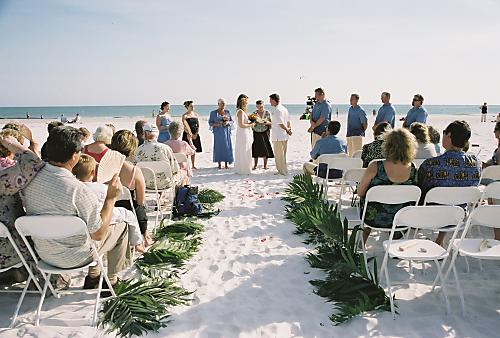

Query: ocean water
<box><xmin>1</xmin><ymin>104</ymin><xmax>499</xmax><ymax>120</ymax></box>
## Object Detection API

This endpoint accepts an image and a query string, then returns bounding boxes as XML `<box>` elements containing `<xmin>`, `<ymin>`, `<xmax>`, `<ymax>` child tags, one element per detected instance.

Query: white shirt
<box><xmin>270</xmin><ymin>104</ymin><xmax>290</xmax><ymax>142</ymax></box>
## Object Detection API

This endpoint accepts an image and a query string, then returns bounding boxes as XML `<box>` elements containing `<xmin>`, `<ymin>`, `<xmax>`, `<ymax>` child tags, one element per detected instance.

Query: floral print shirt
<box><xmin>0</xmin><ymin>151</ymin><xmax>44</xmax><ymax>268</ymax></box>
<box><xmin>134</xmin><ymin>140</ymin><xmax>180</xmax><ymax>190</ymax></box>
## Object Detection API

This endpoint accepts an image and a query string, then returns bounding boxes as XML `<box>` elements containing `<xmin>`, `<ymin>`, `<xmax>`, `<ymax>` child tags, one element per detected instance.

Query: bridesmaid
<box><xmin>252</xmin><ymin>99</ymin><xmax>274</xmax><ymax>169</ymax></box>
<box><xmin>182</xmin><ymin>101</ymin><xmax>202</xmax><ymax>169</ymax></box>
<box><xmin>156</xmin><ymin>101</ymin><xmax>172</xmax><ymax>143</ymax></box>
<box><xmin>208</xmin><ymin>98</ymin><xmax>234</xmax><ymax>169</ymax></box>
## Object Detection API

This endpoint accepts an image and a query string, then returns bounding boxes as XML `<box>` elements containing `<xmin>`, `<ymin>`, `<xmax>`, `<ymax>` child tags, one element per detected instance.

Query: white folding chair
<box><xmin>351</xmin><ymin>150</ymin><xmax>363</xmax><ymax>158</ymax></box>
<box><xmin>359</xmin><ymin>185</ymin><xmax>422</xmax><ymax>273</ymax></box>
<box><xmin>15</xmin><ymin>215</ymin><xmax>116</xmax><ymax>326</ymax></box>
<box><xmin>315</xmin><ymin>155</ymin><xmax>362</xmax><ymax>200</ymax></box>
<box><xmin>412</xmin><ymin>158</ymin><xmax>426</xmax><ymax>169</ymax></box>
<box><xmin>337</xmin><ymin>168</ymin><xmax>366</xmax><ymax>228</ymax></box>
<box><xmin>380</xmin><ymin>206</ymin><xmax>465</xmax><ymax>318</ymax></box>
<box><xmin>479</xmin><ymin>165</ymin><xmax>500</xmax><ymax>185</ymax></box>
<box><xmin>0</xmin><ymin>222</ymin><xmax>42</xmax><ymax>327</ymax></box>
<box><xmin>136</xmin><ymin>161</ymin><xmax>174</xmax><ymax>228</ymax></box>
<box><xmin>442</xmin><ymin>205</ymin><xmax>500</xmax><ymax>315</ymax></box>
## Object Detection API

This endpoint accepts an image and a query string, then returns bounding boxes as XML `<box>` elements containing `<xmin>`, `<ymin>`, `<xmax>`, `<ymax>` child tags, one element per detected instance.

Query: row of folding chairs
<box><xmin>342</xmin><ymin>183</ymin><xmax>500</xmax><ymax>318</ymax></box>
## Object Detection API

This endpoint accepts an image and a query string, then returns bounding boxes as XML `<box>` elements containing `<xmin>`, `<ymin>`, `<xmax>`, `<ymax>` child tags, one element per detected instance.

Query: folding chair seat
<box><xmin>15</xmin><ymin>215</ymin><xmax>115</xmax><ymax>326</ymax></box>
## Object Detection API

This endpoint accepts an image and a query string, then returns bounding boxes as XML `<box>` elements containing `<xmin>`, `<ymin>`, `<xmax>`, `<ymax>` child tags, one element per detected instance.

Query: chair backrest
<box><xmin>412</xmin><ymin>158</ymin><xmax>426</xmax><ymax>169</ymax></box>
<box><xmin>393</xmin><ymin>205</ymin><xmax>465</xmax><ymax>231</ymax></box>
<box><xmin>136</xmin><ymin>161</ymin><xmax>173</xmax><ymax>177</ymax></box>
<box><xmin>365</xmin><ymin>185</ymin><xmax>421</xmax><ymax>205</ymax></box>
<box><xmin>15</xmin><ymin>215</ymin><xmax>89</xmax><ymax>239</ymax></box>
<box><xmin>423</xmin><ymin>186</ymin><xmax>482</xmax><ymax>206</ymax></box>
<box><xmin>318</xmin><ymin>157</ymin><xmax>363</xmax><ymax>172</ymax></box>
<box><xmin>173</xmin><ymin>152</ymin><xmax>188</xmax><ymax>164</ymax></box>
<box><xmin>117</xmin><ymin>186</ymin><xmax>133</xmax><ymax>202</ymax></box>
<box><xmin>342</xmin><ymin>168</ymin><xmax>366</xmax><ymax>183</ymax></box>
<box><xmin>0</xmin><ymin>221</ymin><xmax>10</xmax><ymax>238</ymax></box>
<box><xmin>368</xmin><ymin>158</ymin><xmax>385</xmax><ymax>167</ymax></box>
<box><xmin>481</xmin><ymin>165</ymin><xmax>500</xmax><ymax>182</ymax></box>
<box><xmin>351</xmin><ymin>150</ymin><xmax>363</xmax><ymax>158</ymax></box>
<box><xmin>464</xmin><ymin>205</ymin><xmax>500</xmax><ymax>230</ymax></box>
<box><xmin>317</xmin><ymin>153</ymin><xmax>348</xmax><ymax>163</ymax></box>
<box><xmin>482</xmin><ymin>181</ymin><xmax>500</xmax><ymax>200</ymax></box>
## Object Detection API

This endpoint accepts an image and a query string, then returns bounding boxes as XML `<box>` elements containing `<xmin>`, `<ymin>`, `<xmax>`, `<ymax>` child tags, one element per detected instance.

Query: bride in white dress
<box><xmin>234</xmin><ymin>94</ymin><xmax>255</xmax><ymax>175</ymax></box>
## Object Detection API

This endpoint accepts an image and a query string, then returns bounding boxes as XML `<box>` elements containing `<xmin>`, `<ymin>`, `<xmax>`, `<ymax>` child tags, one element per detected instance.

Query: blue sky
<box><xmin>0</xmin><ymin>0</ymin><xmax>499</xmax><ymax>106</ymax></box>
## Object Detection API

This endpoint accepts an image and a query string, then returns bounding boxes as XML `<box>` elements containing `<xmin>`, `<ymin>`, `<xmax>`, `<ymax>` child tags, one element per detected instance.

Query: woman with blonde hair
<box><xmin>357</xmin><ymin>128</ymin><xmax>419</xmax><ymax>244</ymax></box>
<box><xmin>409</xmin><ymin>122</ymin><xmax>436</xmax><ymax>159</ymax></box>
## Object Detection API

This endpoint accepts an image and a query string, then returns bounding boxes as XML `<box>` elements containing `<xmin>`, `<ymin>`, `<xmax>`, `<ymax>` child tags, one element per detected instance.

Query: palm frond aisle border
<box><xmin>282</xmin><ymin>174</ymin><xmax>391</xmax><ymax>325</ymax></box>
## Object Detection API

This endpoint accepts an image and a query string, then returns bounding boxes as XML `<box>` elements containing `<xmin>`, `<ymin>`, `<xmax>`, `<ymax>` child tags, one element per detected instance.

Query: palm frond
<box><xmin>198</xmin><ymin>188</ymin><xmax>225</xmax><ymax>204</ymax></box>
<box><xmin>98</xmin><ymin>278</ymin><xmax>192</xmax><ymax>337</ymax></box>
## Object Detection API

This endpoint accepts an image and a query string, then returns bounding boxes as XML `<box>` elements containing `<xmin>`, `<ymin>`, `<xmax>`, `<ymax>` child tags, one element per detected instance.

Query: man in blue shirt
<box><xmin>303</xmin><ymin>120</ymin><xmax>347</xmax><ymax>177</ymax></box>
<box><xmin>418</xmin><ymin>120</ymin><xmax>481</xmax><ymax>246</ymax></box>
<box><xmin>308</xmin><ymin>87</ymin><xmax>332</xmax><ymax>149</ymax></box>
<box><xmin>346</xmin><ymin>93</ymin><xmax>368</xmax><ymax>156</ymax></box>
<box><xmin>374</xmin><ymin>92</ymin><xmax>396</xmax><ymax>129</ymax></box>
<box><xmin>403</xmin><ymin>94</ymin><xmax>428</xmax><ymax>128</ymax></box>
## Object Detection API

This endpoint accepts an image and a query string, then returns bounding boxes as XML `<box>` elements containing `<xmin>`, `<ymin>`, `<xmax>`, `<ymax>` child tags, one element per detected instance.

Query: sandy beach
<box><xmin>0</xmin><ymin>113</ymin><xmax>499</xmax><ymax>337</ymax></box>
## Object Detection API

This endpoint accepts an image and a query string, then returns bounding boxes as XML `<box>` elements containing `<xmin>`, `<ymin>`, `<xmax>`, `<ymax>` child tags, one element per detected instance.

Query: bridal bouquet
<box><xmin>249</xmin><ymin>113</ymin><xmax>263</xmax><ymax>123</ymax></box>
<box><xmin>222</xmin><ymin>115</ymin><xmax>230</xmax><ymax>127</ymax></box>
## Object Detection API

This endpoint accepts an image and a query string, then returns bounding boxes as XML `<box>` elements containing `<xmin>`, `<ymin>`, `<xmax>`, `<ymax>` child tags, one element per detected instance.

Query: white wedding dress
<box><xmin>234</xmin><ymin>109</ymin><xmax>253</xmax><ymax>175</ymax></box>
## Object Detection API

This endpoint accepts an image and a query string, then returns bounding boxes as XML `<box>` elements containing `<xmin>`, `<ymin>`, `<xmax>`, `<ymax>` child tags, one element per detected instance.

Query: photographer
<box><xmin>307</xmin><ymin>87</ymin><xmax>332</xmax><ymax>149</ymax></box>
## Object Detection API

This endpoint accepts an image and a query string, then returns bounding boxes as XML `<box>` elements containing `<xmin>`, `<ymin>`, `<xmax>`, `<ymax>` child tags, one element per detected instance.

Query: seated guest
<box><xmin>23</xmin><ymin>126</ymin><xmax>130</xmax><ymax>288</ymax></box>
<box><xmin>78</xmin><ymin>127</ymin><xmax>91</xmax><ymax>145</ymax></box>
<box><xmin>84</xmin><ymin>125</ymin><xmax>113</xmax><ymax>163</ymax></box>
<box><xmin>358</xmin><ymin>128</ymin><xmax>418</xmax><ymax>244</ymax></box>
<box><xmin>427</xmin><ymin>125</ymin><xmax>442</xmax><ymax>155</ymax></box>
<box><xmin>135</xmin><ymin>120</ymin><xmax>147</xmax><ymax>146</ymax></box>
<box><xmin>165</xmin><ymin>121</ymin><xmax>195</xmax><ymax>178</ymax></box>
<box><xmin>72</xmin><ymin>154</ymin><xmax>145</xmax><ymax>253</ymax></box>
<box><xmin>2</xmin><ymin>122</ymin><xmax>39</xmax><ymax>156</ymax></box>
<box><xmin>361</xmin><ymin>122</ymin><xmax>391</xmax><ymax>168</ymax></box>
<box><xmin>0</xmin><ymin>128</ymin><xmax>24</xmax><ymax>169</ymax></box>
<box><xmin>110</xmin><ymin>130</ymin><xmax>153</xmax><ymax>247</ymax></box>
<box><xmin>40</xmin><ymin>121</ymin><xmax>64</xmax><ymax>160</ymax></box>
<box><xmin>483</xmin><ymin>122</ymin><xmax>500</xmax><ymax>168</ymax></box>
<box><xmin>409</xmin><ymin>122</ymin><xmax>437</xmax><ymax>159</ymax></box>
<box><xmin>303</xmin><ymin>121</ymin><xmax>347</xmax><ymax>178</ymax></box>
<box><xmin>0</xmin><ymin>134</ymin><xmax>45</xmax><ymax>283</ymax></box>
<box><xmin>418</xmin><ymin>120</ymin><xmax>481</xmax><ymax>246</ymax></box>
<box><xmin>134</xmin><ymin>124</ymin><xmax>181</xmax><ymax>190</ymax></box>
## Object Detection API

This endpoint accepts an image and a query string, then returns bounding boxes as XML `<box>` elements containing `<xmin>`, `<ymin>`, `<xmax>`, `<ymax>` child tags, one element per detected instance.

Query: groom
<box><xmin>269</xmin><ymin>93</ymin><xmax>292</xmax><ymax>175</ymax></box>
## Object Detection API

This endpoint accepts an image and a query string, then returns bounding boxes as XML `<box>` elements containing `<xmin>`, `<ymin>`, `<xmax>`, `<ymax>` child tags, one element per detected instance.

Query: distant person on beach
<box><xmin>418</xmin><ymin>120</ymin><xmax>481</xmax><ymax>246</ymax></box>
<box><xmin>303</xmin><ymin>120</ymin><xmax>347</xmax><ymax>178</ymax></box>
<box><xmin>403</xmin><ymin>94</ymin><xmax>428</xmax><ymax>128</ymax></box>
<box><xmin>308</xmin><ymin>87</ymin><xmax>331</xmax><ymax>149</ymax></box>
<box><xmin>269</xmin><ymin>93</ymin><xmax>291</xmax><ymax>176</ymax></box>
<box><xmin>374</xmin><ymin>92</ymin><xmax>396</xmax><ymax>129</ymax></box>
<box><xmin>26</xmin><ymin>112</ymin><xmax>30</xmax><ymax>119</ymax></box>
<box><xmin>68</xmin><ymin>113</ymin><xmax>81</xmax><ymax>124</ymax></box>
<box><xmin>208</xmin><ymin>98</ymin><xmax>234</xmax><ymax>169</ymax></box>
<box><xmin>156</xmin><ymin>101</ymin><xmax>172</xmax><ymax>143</ymax></box>
<box><xmin>60</xmin><ymin>114</ymin><xmax>67</xmax><ymax>123</ymax></box>
<box><xmin>134</xmin><ymin>120</ymin><xmax>147</xmax><ymax>146</ymax></box>
<box><xmin>251</xmin><ymin>100</ymin><xmax>274</xmax><ymax>170</ymax></box>
<box><xmin>346</xmin><ymin>93</ymin><xmax>367</xmax><ymax>156</ymax></box>
<box><xmin>182</xmin><ymin>101</ymin><xmax>202</xmax><ymax>169</ymax></box>
<box><xmin>481</xmin><ymin>102</ymin><xmax>488</xmax><ymax>122</ymax></box>
<box><xmin>372</xmin><ymin>109</ymin><xmax>376</xmax><ymax>117</ymax></box>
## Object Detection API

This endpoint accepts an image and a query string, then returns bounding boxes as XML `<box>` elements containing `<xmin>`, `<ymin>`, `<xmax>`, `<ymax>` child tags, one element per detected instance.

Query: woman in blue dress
<box><xmin>209</xmin><ymin>98</ymin><xmax>234</xmax><ymax>169</ymax></box>
<box><xmin>156</xmin><ymin>101</ymin><xmax>172</xmax><ymax>143</ymax></box>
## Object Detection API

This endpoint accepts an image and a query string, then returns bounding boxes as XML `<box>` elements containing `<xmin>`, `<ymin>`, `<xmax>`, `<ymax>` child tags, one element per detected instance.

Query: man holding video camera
<box><xmin>308</xmin><ymin>87</ymin><xmax>332</xmax><ymax>149</ymax></box>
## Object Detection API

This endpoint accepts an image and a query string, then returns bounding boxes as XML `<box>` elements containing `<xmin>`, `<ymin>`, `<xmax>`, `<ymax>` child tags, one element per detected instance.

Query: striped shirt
<box><xmin>22</xmin><ymin>163</ymin><xmax>102</xmax><ymax>268</ymax></box>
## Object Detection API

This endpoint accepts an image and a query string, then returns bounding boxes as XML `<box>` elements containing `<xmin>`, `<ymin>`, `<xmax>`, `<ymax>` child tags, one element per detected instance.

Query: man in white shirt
<box><xmin>269</xmin><ymin>93</ymin><xmax>292</xmax><ymax>175</ymax></box>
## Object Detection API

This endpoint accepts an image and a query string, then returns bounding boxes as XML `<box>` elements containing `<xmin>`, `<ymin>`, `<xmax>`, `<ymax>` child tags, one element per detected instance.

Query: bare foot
<box><xmin>192</xmin><ymin>166</ymin><xmax>198</xmax><ymax>170</ymax></box>
<box><xmin>224</xmin><ymin>165</ymin><xmax>229</xmax><ymax>169</ymax></box>
<box><xmin>252</xmin><ymin>166</ymin><xmax>257</xmax><ymax>170</ymax></box>
<box><xmin>263</xmin><ymin>167</ymin><xmax>269</xmax><ymax>170</ymax></box>
<box><xmin>134</xmin><ymin>243</ymin><xmax>146</xmax><ymax>254</ymax></box>
<box><xmin>144</xmin><ymin>232</ymin><xmax>154</xmax><ymax>247</ymax></box>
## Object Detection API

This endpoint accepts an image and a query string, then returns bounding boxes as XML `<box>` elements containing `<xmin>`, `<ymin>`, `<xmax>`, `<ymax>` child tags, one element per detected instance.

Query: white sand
<box><xmin>0</xmin><ymin>113</ymin><xmax>499</xmax><ymax>337</ymax></box>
